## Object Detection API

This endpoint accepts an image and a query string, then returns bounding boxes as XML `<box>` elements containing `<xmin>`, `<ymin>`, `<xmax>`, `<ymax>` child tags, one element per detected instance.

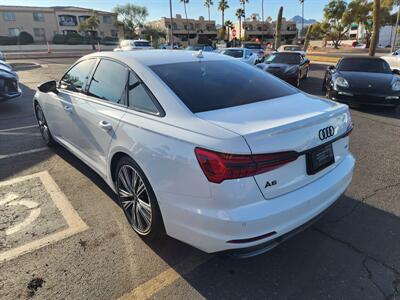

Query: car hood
<box><xmin>264</xmin><ymin>63</ymin><xmax>298</xmax><ymax>74</ymax></box>
<box><xmin>338</xmin><ymin>71</ymin><xmax>395</xmax><ymax>91</ymax></box>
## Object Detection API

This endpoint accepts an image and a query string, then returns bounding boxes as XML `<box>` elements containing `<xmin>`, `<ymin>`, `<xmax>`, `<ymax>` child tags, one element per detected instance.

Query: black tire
<box><xmin>115</xmin><ymin>156</ymin><xmax>166</xmax><ymax>242</ymax></box>
<box><xmin>304</xmin><ymin>67</ymin><xmax>309</xmax><ymax>80</ymax></box>
<box><xmin>322</xmin><ymin>78</ymin><xmax>327</xmax><ymax>92</ymax></box>
<box><xmin>34</xmin><ymin>102</ymin><xmax>55</xmax><ymax>146</ymax></box>
<box><xmin>395</xmin><ymin>104</ymin><xmax>400</xmax><ymax>118</ymax></box>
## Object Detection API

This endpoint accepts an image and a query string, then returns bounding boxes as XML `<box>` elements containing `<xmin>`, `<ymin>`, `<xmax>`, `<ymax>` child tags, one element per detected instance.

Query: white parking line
<box><xmin>0</xmin><ymin>147</ymin><xmax>49</xmax><ymax>160</ymax></box>
<box><xmin>0</xmin><ymin>171</ymin><xmax>89</xmax><ymax>262</ymax></box>
<box><xmin>0</xmin><ymin>125</ymin><xmax>37</xmax><ymax>132</ymax></box>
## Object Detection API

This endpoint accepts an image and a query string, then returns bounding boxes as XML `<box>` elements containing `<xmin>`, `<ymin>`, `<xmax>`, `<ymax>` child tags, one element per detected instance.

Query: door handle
<box><xmin>63</xmin><ymin>105</ymin><xmax>73</xmax><ymax>113</ymax></box>
<box><xmin>99</xmin><ymin>120</ymin><xmax>112</xmax><ymax>131</ymax></box>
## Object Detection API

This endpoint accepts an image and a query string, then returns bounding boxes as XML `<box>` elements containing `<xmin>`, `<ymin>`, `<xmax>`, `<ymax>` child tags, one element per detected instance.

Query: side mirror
<box><xmin>393</xmin><ymin>52</ymin><xmax>398</xmax><ymax>56</ymax></box>
<box><xmin>393</xmin><ymin>69</ymin><xmax>400</xmax><ymax>75</ymax></box>
<box><xmin>38</xmin><ymin>80</ymin><xmax>58</xmax><ymax>94</ymax></box>
<box><xmin>328</xmin><ymin>65</ymin><xmax>336</xmax><ymax>71</ymax></box>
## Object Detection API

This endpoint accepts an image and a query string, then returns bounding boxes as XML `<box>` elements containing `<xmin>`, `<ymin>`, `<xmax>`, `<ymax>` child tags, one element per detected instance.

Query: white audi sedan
<box><xmin>34</xmin><ymin>50</ymin><xmax>355</xmax><ymax>257</ymax></box>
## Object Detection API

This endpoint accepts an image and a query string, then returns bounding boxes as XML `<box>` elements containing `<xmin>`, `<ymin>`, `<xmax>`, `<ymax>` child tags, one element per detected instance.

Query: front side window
<box><xmin>88</xmin><ymin>59</ymin><xmax>128</xmax><ymax>104</ymax></box>
<box><xmin>128</xmin><ymin>72</ymin><xmax>160</xmax><ymax>115</ymax></box>
<box><xmin>33</xmin><ymin>12</ymin><xmax>45</xmax><ymax>22</ymax></box>
<box><xmin>222</xmin><ymin>49</ymin><xmax>243</xmax><ymax>58</ymax></box>
<box><xmin>3</xmin><ymin>12</ymin><xmax>15</xmax><ymax>21</ymax></box>
<box><xmin>150</xmin><ymin>60</ymin><xmax>297</xmax><ymax>113</ymax></box>
<box><xmin>60</xmin><ymin>59</ymin><xmax>96</xmax><ymax>92</ymax></box>
<box><xmin>134</xmin><ymin>41</ymin><xmax>150</xmax><ymax>47</ymax></box>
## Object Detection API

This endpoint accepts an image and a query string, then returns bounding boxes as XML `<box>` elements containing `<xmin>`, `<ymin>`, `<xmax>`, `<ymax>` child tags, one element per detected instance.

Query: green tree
<box><xmin>236</xmin><ymin>8</ymin><xmax>245</xmax><ymax>42</ymax></box>
<box><xmin>180</xmin><ymin>0</ymin><xmax>191</xmax><ymax>44</ymax></box>
<box><xmin>77</xmin><ymin>13</ymin><xmax>100</xmax><ymax>34</ymax></box>
<box><xmin>218</xmin><ymin>0</ymin><xmax>229</xmax><ymax>40</ymax></box>
<box><xmin>204</xmin><ymin>0</ymin><xmax>214</xmax><ymax>21</ymax></box>
<box><xmin>225</xmin><ymin>20</ymin><xmax>233</xmax><ymax>40</ymax></box>
<box><xmin>240</xmin><ymin>0</ymin><xmax>249</xmax><ymax>18</ymax></box>
<box><xmin>141</xmin><ymin>25</ymin><xmax>167</xmax><ymax>48</ymax></box>
<box><xmin>113</xmin><ymin>4</ymin><xmax>148</xmax><ymax>38</ymax></box>
<box><xmin>369</xmin><ymin>0</ymin><xmax>381</xmax><ymax>55</ymax></box>
<box><xmin>275</xmin><ymin>6</ymin><xmax>283</xmax><ymax>49</ymax></box>
<box><xmin>345</xmin><ymin>0</ymin><xmax>373</xmax><ymax>45</ymax></box>
<box><xmin>315</xmin><ymin>0</ymin><xmax>352</xmax><ymax>49</ymax></box>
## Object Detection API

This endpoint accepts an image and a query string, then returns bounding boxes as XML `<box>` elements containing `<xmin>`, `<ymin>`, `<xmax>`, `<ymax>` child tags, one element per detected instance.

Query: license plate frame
<box><xmin>306</xmin><ymin>143</ymin><xmax>335</xmax><ymax>175</ymax></box>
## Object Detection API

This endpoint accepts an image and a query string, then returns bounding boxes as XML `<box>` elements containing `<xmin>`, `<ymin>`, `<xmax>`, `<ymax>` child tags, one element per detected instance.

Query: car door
<box><xmin>44</xmin><ymin>59</ymin><xmax>97</xmax><ymax>147</ymax></box>
<box><xmin>67</xmin><ymin>58</ymin><xmax>128</xmax><ymax>177</ymax></box>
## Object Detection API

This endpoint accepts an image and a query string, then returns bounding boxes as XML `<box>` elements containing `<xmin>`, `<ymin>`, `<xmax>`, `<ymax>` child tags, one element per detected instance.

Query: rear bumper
<box><xmin>160</xmin><ymin>153</ymin><xmax>355</xmax><ymax>253</ymax></box>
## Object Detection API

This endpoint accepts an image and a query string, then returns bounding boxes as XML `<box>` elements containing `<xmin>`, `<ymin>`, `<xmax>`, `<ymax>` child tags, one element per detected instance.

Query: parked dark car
<box><xmin>0</xmin><ymin>63</ymin><xmax>21</xmax><ymax>101</ymax></box>
<box><xmin>323</xmin><ymin>56</ymin><xmax>400</xmax><ymax>115</ymax></box>
<box><xmin>256</xmin><ymin>52</ymin><xmax>310</xmax><ymax>87</ymax></box>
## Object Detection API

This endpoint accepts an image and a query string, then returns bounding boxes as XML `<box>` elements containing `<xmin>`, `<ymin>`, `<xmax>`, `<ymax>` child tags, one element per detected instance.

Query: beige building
<box><xmin>0</xmin><ymin>5</ymin><xmax>122</xmax><ymax>43</ymax></box>
<box><xmin>148</xmin><ymin>14</ymin><xmax>217</xmax><ymax>46</ymax></box>
<box><xmin>233</xmin><ymin>13</ymin><xmax>297</xmax><ymax>43</ymax></box>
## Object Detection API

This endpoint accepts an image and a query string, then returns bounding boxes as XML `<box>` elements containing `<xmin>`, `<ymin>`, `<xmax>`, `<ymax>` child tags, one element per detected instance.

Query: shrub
<box><xmin>18</xmin><ymin>31</ymin><xmax>34</xmax><ymax>45</ymax></box>
<box><xmin>101</xmin><ymin>36</ymin><xmax>119</xmax><ymax>45</ymax></box>
<box><xmin>52</xmin><ymin>34</ymin><xmax>66</xmax><ymax>44</ymax></box>
<box><xmin>0</xmin><ymin>36</ymin><xmax>18</xmax><ymax>45</ymax></box>
<box><xmin>65</xmin><ymin>32</ymin><xmax>84</xmax><ymax>44</ymax></box>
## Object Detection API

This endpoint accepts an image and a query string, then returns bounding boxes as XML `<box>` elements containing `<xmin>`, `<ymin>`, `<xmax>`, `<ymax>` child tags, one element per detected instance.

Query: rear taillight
<box><xmin>195</xmin><ymin>148</ymin><xmax>299</xmax><ymax>184</ymax></box>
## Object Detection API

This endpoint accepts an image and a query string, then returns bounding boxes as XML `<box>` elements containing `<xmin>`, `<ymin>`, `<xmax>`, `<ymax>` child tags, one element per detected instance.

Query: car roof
<box><xmin>341</xmin><ymin>56</ymin><xmax>384</xmax><ymax>60</ymax></box>
<box><xmin>85</xmin><ymin>49</ymin><xmax>232</xmax><ymax>67</ymax></box>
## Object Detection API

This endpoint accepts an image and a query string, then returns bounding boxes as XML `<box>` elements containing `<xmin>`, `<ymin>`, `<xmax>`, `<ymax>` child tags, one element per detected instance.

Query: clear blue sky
<box><xmin>0</xmin><ymin>0</ymin><xmax>330</xmax><ymax>24</ymax></box>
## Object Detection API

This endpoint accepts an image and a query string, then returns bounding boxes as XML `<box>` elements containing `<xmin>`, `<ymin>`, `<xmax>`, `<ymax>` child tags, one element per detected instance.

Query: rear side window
<box><xmin>61</xmin><ymin>59</ymin><xmax>96</xmax><ymax>92</ymax></box>
<box><xmin>150</xmin><ymin>60</ymin><xmax>297</xmax><ymax>113</ymax></box>
<box><xmin>128</xmin><ymin>72</ymin><xmax>161</xmax><ymax>115</ymax></box>
<box><xmin>88</xmin><ymin>59</ymin><xmax>128</xmax><ymax>104</ymax></box>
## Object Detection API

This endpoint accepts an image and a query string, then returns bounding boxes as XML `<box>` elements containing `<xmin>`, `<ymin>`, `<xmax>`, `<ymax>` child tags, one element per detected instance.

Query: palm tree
<box><xmin>235</xmin><ymin>8</ymin><xmax>245</xmax><ymax>42</ymax></box>
<box><xmin>225</xmin><ymin>20</ymin><xmax>233</xmax><ymax>40</ymax></box>
<box><xmin>204</xmin><ymin>0</ymin><xmax>214</xmax><ymax>22</ymax></box>
<box><xmin>218</xmin><ymin>0</ymin><xmax>229</xmax><ymax>29</ymax></box>
<box><xmin>369</xmin><ymin>0</ymin><xmax>380</xmax><ymax>56</ymax></box>
<box><xmin>180</xmin><ymin>0</ymin><xmax>190</xmax><ymax>45</ymax></box>
<box><xmin>240</xmin><ymin>0</ymin><xmax>249</xmax><ymax>19</ymax></box>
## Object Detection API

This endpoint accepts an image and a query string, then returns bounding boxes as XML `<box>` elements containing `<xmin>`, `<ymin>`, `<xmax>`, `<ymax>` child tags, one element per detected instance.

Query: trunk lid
<box><xmin>196</xmin><ymin>93</ymin><xmax>351</xmax><ymax>199</ymax></box>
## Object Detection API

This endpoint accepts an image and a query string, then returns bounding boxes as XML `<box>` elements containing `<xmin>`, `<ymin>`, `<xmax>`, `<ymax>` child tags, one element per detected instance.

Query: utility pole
<box><xmin>169</xmin><ymin>0</ymin><xmax>174</xmax><ymax>48</ymax></box>
<box><xmin>261</xmin><ymin>0</ymin><xmax>264</xmax><ymax>43</ymax></box>
<box><xmin>300</xmin><ymin>0</ymin><xmax>304</xmax><ymax>39</ymax></box>
<box><xmin>392</xmin><ymin>4</ymin><xmax>400</xmax><ymax>52</ymax></box>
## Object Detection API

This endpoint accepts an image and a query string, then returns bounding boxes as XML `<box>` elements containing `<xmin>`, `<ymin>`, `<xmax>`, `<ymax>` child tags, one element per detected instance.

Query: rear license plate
<box><xmin>306</xmin><ymin>143</ymin><xmax>335</xmax><ymax>175</ymax></box>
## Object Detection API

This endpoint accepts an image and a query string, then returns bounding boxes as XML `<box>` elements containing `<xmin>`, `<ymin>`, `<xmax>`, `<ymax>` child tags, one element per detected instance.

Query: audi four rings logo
<box><xmin>318</xmin><ymin>126</ymin><xmax>335</xmax><ymax>140</ymax></box>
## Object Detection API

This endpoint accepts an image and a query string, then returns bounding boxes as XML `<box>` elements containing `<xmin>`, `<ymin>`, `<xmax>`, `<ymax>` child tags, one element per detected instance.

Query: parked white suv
<box><xmin>114</xmin><ymin>39</ymin><xmax>153</xmax><ymax>51</ymax></box>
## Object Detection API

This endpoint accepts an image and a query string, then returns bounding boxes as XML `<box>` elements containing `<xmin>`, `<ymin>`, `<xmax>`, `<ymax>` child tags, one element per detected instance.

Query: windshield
<box><xmin>283</xmin><ymin>46</ymin><xmax>301</xmax><ymax>51</ymax></box>
<box><xmin>150</xmin><ymin>60</ymin><xmax>297</xmax><ymax>113</ymax></box>
<box><xmin>222</xmin><ymin>49</ymin><xmax>243</xmax><ymax>58</ymax></box>
<box><xmin>338</xmin><ymin>58</ymin><xmax>391</xmax><ymax>73</ymax></box>
<box><xmin>266</xmin><ymin>53</ymin><xmax>301</xmax><ymax>65</ymax></box>
<box><xmin>134</xmin><ymin>41</ymin><xmax>151</xmax><ymax>47</ymax></box>
<box><xmin>186</xmin><ymin>45</ymin><xmax>203</xmax><ymax>51</ymax></box>
<box><xmin>243</xmin><ymin>44</ymin><xmax>262</xmax><ymax>49</ymax></box>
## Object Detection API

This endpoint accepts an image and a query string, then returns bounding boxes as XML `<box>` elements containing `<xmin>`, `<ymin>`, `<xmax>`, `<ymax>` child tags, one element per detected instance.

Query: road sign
<box><xmin>232</xmin><ymin>28</ymin><xmax>237</xmax><ymax>38</ymax></box>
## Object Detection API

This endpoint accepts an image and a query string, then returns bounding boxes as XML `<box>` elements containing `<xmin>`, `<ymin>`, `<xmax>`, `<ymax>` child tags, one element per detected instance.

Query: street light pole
<box><xmin>300</xmin><ymin>0</ymin><xmax>304</xmax><ymax>39</ymax></box>
<box><xmin>169</xmin><ymin>0</ymin><xmax>174</xmax><ymax>49</ymax></box>
<box><xmin>392</xmin><ymin>4</ymin><xmax>400</xmax><ymax>52</ymax></box>
<box><xmin>261</xmin><ymin>0</ymin><xmax>264</xmax><ymax>43</ymax></box>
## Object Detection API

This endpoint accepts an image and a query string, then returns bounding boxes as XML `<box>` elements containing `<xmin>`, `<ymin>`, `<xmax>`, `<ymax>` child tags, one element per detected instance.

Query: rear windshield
<box><xmin>222</xmin><ymin>49</ymin><xmax>243</xmax><ymax>58</ymax></box>
<box><xmin>134</xmin><ymin>41</ymin><xmax>150</xmax><ymax>47</ymax></box>
<box><xmin>266</xmin><ymin>53</ymin><xmax>301</xmax><ymax>65</ymax></box>
<box><xmin>150</xmin><ymin>60</ymin><xmax>297</xmax><ymax>113</ymax></box>
<box><xmin>243</xmin><ymin>44</ymin><xmax>262</xmax><ymax>49</ymax></box>
<box><xmin>338</xmin><ymin>58</ymin><xmax>391</xmax><ymax>73</ymax></box>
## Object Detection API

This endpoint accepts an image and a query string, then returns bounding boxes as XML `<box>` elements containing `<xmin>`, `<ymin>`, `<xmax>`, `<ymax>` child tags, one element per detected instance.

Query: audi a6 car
<box><xmin>33</xmin><ymin>50</ymin><xmax>355</xmax><ymax>256</ymax></box>
<box><xmin>257</xmin><ymin>52</ymin><xmax>310</xmax><ymax>87</ymax></box>
<box><xmin>323</xmin><ymin>56</ymin><xmax>400</xmax><ymax>115</ymax></box>
<box><xmin>0</xmin><ymin>62</ymin><xmax>21</xmax><ymax>101</ymax></box>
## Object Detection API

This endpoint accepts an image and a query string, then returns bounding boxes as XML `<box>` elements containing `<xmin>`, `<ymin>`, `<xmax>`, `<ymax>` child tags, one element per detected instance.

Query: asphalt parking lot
<box><xmin>0</xmin><ymin>57</ymin><xmax>399</xmax><ymax>300</ymax></box>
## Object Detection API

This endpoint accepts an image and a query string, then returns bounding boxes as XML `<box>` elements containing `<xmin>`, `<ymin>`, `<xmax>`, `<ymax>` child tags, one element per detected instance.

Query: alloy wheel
<box><xmin>117</xmin><ymin>165</ymin><xmax>152</xmax><ymax>234</ymax></box>
<box><xmin>35</xmin><ymin>105</ymin><xmax>51</xmax><ymax>144</ymax></box>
